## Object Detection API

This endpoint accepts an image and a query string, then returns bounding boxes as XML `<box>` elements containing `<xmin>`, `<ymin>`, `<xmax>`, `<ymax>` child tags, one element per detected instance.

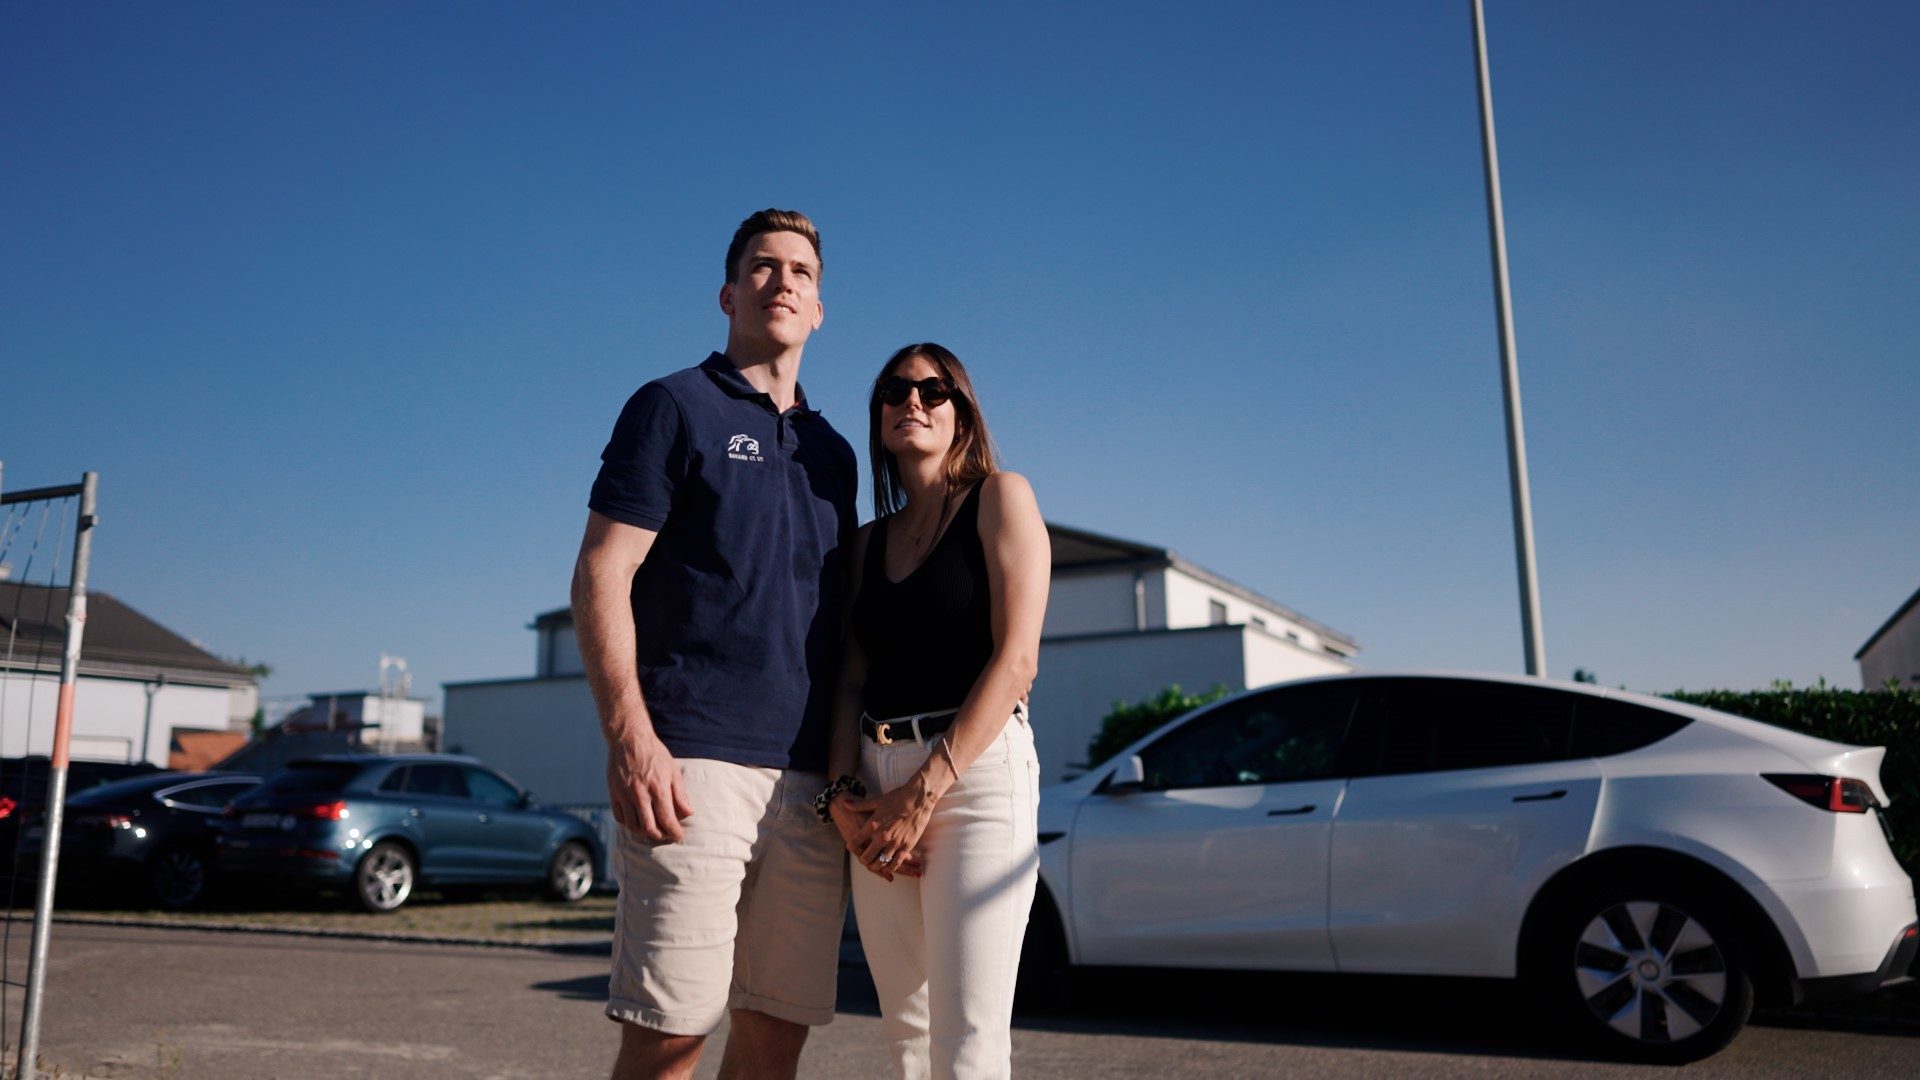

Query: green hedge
<box><xmin>1665</xmin><ymin>683</ymin><xmax>1920</xmax><ymax>873</ymax></box>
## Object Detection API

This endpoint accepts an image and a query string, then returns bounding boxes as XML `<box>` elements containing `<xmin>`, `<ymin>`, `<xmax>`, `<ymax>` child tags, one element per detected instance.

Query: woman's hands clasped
<box><xmin>832</xmin><ymin>785</ymin><xmax>930</xmax><ymax>882</ymax></box>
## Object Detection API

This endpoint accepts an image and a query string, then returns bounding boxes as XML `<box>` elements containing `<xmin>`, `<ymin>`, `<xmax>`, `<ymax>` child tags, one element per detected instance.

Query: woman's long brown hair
<box><xmin>868</xmin><ymin>342</ymin><xmax>999</xmax><ymax>519</ymax></box>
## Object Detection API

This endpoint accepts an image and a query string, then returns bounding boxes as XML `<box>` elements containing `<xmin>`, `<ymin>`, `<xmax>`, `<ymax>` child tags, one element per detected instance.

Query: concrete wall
<box><xmin>443</xmin><ymin>677</ymin><xmax>603</xmax><ymax>804</ymax></box>
<box><xmin>1030</xmin><ymin>625</ymin><xmax>1251</xmax><ymax>782</ymax></box>
<box><xmin>1044</xmin><ymin>570</ymin><xmax>1151</xmax><ymax>637</ymax></box>
<box><xmin>227</xmin><ymin>683</ymin><xmax>259</xmax><ymax>730</ymax></box>
<box><xmin>1243</xmin><ymin>625</ymin><xmax>1354</xmax><ymax>687</ymax></box>
<box><xmin>0</xmin><ymin>673</ymin><xmax>233</xmax><ymax>766</ymax></box>
<box><xmin>1860</xmin><ymin>607</ymin><xmax>1920</xmax><ymax>690</ymax></box>
<box><xmin>540</xmin><ymin>624</ymin><xmax>585</xmax><ymax>679</ymax></box>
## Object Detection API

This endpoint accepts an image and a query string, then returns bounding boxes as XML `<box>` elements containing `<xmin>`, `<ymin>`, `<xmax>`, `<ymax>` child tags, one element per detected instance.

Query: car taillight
<box><xmin>1764</xmin><ymin>774</ymin><xmax>1878</xmax><ymax>813</ymax></box>
<box><xmin>298</xmin><ymin>801</ymin><xmax>350</xmax><ymax>821</ymax></box>
<box><xmin>0</xmin><ymin>797</ymin><xmax>14</xmax><ymax>820</ymax></box>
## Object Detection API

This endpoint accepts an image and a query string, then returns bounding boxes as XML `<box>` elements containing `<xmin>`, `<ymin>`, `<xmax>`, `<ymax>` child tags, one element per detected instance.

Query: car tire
<box><xmin>1538</xmin><ymin>876</ymin><xmax>1754</xmax><ymax>1064</ymax></box>
<box><xmin>544</xmin><ymin>841</ymin><xmax>594</xmax><ymax>903</ymax></box>
<box><xmin>354</xmin><ymin>841</ymin><xmax>416</xmax><ymax>914</ymax></box>
<box><xmin>147</xmin><ymin>846</ymin><xmax>210</xmax><ymax>911</ymax></box>
<box><xmin>1014</xmin><ymin>885</ymin><xmax>1073</xmax><ymax>1012</ymax></box>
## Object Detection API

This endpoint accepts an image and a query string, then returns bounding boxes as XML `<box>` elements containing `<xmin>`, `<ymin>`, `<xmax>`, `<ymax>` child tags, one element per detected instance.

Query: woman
<box><xmin>816</xmin><ymin>342</ymin><xmax>1050</xmax><ymax>1079</ymax></box>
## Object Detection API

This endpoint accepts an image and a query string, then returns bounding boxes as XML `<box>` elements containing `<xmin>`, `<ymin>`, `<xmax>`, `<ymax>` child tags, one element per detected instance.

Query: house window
<box><xmin>1208</xmin><ymin>599</ymin><xmax>1228</xmax><ymax>625</ymax></box>
<box><xmin>1250</xmin><ymin>616</ymin><xmax>1267</xmax><ymax>633</ymax></box>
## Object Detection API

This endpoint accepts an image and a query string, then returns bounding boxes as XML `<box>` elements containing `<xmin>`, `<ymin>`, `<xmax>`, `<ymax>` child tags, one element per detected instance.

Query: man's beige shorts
<box><xmin>606</xmin><ymin>758</ymin><xmax>849</xmax><ymax>1036</ymax></box>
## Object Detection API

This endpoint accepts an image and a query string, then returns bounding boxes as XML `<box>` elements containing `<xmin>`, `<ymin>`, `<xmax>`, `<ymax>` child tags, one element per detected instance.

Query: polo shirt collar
<box><xmin>701</xmin><ymin>352</ymin><xmax>817</xmax><ymax>415</ymax></box>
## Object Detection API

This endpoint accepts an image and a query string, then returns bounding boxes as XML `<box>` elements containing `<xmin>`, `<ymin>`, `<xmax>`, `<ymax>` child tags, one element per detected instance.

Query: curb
<box><xmin>23</xmin><ymin>912</ymin><xmax>615</xmax><ymax>954</ymax></box>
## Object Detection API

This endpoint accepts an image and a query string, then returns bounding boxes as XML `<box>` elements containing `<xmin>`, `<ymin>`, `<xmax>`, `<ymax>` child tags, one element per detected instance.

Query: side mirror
<box><xmin>516</xmin><ymin>791</ymin><xmax>534</xmax><ymax>810</ymax></box>
<box><xmin>1104</xmin><ymin>755</ymin><xmax>1147</xmax><ymax>796</ymax></box>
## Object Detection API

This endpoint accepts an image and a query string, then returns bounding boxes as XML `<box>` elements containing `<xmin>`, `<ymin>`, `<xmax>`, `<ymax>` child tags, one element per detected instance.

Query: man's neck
<box><xmin>721</xmin><ymin>338</ymin><xmax>805</xmax><ymax>412</ymax></box>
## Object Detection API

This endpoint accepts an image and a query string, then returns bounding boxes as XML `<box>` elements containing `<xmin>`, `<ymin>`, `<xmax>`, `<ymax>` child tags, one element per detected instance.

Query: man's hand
<box><xmin>607</xmin><ymin>727</ymin><xmax>694</xmax><ymax>843</ymax></box>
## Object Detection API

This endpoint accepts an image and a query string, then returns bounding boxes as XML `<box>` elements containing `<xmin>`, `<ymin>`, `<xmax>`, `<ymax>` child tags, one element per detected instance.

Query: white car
<box><xmin>1021</xmin><ymin>673</ymin><xmax>1916</xmax><ymax>1063</ymax></box>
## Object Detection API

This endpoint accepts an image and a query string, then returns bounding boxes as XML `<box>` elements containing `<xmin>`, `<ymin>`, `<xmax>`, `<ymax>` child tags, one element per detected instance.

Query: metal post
<box><xmin>17</xmin><ymin>472</ymin><xmax>97</xmax><ymax>1079</ymax></box>
<box><xmin>141</xmin><ymin>675</ymin><xmax>166</xmax><ymax>765</ymax></box>
<box><xmin>1470</xmin><ymin>0</ymin><xmax>1547</xmax><ymax>677</ymax></box>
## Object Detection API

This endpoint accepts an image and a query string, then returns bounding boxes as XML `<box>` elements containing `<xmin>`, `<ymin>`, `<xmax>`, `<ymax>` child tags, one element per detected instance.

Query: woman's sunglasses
<box><xmin>876</xmin><ymin>375</ymin><xmax>958</xmax><ymax>408</ymax></box>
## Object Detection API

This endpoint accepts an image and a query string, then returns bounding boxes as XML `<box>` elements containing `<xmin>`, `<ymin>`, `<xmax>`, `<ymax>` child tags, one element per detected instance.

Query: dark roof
<box><xmin>0</xmin><ymin>582</ymin><xmax>253</xmax><ymax>686</ymax></box>
<box><xmin>529</xmin><ymin>522</ymin><xmax>1357</xmax><ymax>652</ymax></box>
<box><xmin>1857</xmin><ymin>585</ymin><xmax>1920</xmax><ymax>660</ymax></box>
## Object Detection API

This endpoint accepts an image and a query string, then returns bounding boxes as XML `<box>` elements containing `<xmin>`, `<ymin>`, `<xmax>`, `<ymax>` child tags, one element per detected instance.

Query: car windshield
<box><xmin>252</xmin><ymin>762</ymin><xmax>361</xmax><ymax>797</ymax></box>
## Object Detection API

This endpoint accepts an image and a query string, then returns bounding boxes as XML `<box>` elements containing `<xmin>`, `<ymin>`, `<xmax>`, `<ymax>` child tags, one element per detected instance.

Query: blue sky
<box><xmin>3</xmin><ymin>1</ymin><xmax>1915</xmax><ymax>715</ymax></box>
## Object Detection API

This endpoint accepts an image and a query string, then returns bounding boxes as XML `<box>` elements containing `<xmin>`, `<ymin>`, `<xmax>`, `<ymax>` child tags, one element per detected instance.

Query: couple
<box><xmin>572</xmin><ymin>209</ymin><xmax>1049</xmax><ymax>1080</ymax></box>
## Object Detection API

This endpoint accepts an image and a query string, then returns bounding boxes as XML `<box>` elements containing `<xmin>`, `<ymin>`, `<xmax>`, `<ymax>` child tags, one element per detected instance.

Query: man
<box><xmin>573</xmin><ymin>209</ymin><xmax>856</xmax><ymax>1079</ymax></box>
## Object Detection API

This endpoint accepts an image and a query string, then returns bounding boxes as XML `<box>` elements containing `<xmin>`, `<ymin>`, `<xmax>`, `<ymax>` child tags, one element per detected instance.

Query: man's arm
<box><xmin>572</xmin><ymin>509</ymin><xmax>693</xmax><ymax>843</ymax></box>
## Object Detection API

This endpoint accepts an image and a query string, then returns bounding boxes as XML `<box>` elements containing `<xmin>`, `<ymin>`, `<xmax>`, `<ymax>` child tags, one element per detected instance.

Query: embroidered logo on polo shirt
<box><xmin>726</xmin><ymin>434</ymin><xmax>765</xmax><ymax>462</ymax></box>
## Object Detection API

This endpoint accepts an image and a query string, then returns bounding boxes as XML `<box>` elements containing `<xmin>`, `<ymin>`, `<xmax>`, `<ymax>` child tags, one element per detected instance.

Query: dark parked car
<box><xmin>217</xmin><ymin>754</ymin><xmax>601</xmax><ymax>913</ymax></box>
<box><xmin>1</xmin><ymin>757</ymin><xmax>163</xmax><ymax>868</ymax></box>
<box><xmin>16</xmin><ymin>770</ymin><xmax>260</xmax><ymax>909</ymax></box>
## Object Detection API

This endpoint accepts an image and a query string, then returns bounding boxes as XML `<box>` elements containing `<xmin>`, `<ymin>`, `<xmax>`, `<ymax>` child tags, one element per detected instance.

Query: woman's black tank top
<box><xmin>851</xmin><ymin>484</ymin><xmax>994</xmax><ymax>719</ymax></box>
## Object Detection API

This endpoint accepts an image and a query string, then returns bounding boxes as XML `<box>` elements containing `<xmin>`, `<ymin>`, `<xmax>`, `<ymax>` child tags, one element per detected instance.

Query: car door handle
<box><xmin>1266</xmin><ymin>805</ymin><xmax>1316</xmax><ymax>816</ymax></box>
<box><xmin>477</xmin><ymin>813</ymin><xmax>491</xmax><ymax>824</ymax></box>
<box><xmin>1512</xmin><ymin>790</ymin><xmax>1567</xmax><ymax>803</ymax></box>
<box><xmin>407</xmin><ymin>807</ymin><xmax>422</xmax><ymax>818</ymax></box>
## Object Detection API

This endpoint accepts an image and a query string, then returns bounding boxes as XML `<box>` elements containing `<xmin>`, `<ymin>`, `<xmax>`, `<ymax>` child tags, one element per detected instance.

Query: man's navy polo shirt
<box><xmin>589</xmin><ymin>353</ymin><xmax>857</xmax><ymax>772</ymax></box>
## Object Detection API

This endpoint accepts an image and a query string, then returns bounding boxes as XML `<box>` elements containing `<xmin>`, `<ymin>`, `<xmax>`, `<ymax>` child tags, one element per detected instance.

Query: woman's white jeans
<box><xmin>852</xmin><ymin>707</ymin><xmax>1040</xmax><ymax>1080</ymax></box>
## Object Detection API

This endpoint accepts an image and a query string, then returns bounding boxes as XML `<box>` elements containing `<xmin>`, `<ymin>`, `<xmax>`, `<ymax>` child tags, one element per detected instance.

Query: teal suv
<box><xmin>217</xmin><ymin>754</ymin><xmax>601</xmax><ymax>912</ymax></box>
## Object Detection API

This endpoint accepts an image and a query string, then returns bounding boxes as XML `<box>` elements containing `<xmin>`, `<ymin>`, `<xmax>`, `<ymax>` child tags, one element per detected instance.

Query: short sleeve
<box><xmin>588</xmin><ymin>382</ymin><xmax>687</xmax><ymax>530</ymax></box>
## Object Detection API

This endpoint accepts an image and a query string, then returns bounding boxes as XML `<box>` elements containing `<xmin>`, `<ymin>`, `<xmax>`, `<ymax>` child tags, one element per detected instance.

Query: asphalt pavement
<box><xmin>0</xmin><ymin>923</ymin><xmax>1915</xmax><ymax>1078</ymax></box>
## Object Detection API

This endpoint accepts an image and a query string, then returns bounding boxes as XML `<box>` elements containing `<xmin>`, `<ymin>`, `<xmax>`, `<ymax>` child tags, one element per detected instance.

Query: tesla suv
<box><xmin>217</xmin><ymin>754</ymin><xmax>601</xmax><ymax>913</ymax></box>
<box><xmin>1022</xmin><ymin>673</ymin><xmax>1915</xmax><ymax>1063</ymax></box>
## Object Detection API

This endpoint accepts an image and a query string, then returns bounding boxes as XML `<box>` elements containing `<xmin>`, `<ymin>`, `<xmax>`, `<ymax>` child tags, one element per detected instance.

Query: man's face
<box><xmin>720</xmin><ymin>230</ymin><xmax>824</xmax><ymax>351</ymax></box>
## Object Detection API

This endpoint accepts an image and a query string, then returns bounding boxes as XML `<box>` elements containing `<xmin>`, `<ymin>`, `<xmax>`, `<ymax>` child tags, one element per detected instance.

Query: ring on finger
<box><xmin>875</xmin><ymin>851</ymin><xmax>894</xmax><ymax>865</ymax></box>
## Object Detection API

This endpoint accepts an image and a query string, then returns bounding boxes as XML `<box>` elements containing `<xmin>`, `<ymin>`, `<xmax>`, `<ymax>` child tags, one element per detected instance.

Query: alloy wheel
<box><xmin>150</xmin><ymin>849</ymin><xmax>207</xmax><ymax>910</ymax></box>
<box><xmin>1573</xmin><ymin>900</ymin><xmax>1727</xmax><ymax>1044</ymax></box>
<box><xmin>549</xmin><ymin>843</ymin><xmax>593</xmax><ymax>902</ymax></box>
<box><xmin>359</xmin><ymin>845</ymin><xmax>414</xmax><ymax>912</ymax></box>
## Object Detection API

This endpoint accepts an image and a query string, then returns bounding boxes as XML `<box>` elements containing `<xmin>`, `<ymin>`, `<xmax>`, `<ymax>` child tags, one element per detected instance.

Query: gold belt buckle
<box><xmin>874</xmin><ymin>722</ymin><xmax>894</xmax><ymax>746</ymax></box>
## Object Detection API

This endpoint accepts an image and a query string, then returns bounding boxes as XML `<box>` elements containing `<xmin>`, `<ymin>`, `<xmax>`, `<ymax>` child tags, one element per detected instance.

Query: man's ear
<box><xmin>812</xmin><ymin>299</ymin><xmax>824</xmax><ymax>331</ymax></box>
<box><xmin>719</xmin><ymin>282</ymin><xmax>735</xmax><ymax>317</ymax></box>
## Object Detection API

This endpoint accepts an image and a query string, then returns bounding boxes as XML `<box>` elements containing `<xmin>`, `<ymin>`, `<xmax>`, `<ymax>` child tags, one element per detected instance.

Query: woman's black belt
<box><xmin>860</xmin><ymin>708</ymin><xmax>960</xmax><ymax>746</ymax></box>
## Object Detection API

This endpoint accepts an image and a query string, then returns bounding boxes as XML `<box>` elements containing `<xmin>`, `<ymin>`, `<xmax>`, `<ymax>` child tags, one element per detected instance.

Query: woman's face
<box><xmin>878</xmin><ymin>353</ymin><xmax>959</xmax><ymax>462</ymax></box>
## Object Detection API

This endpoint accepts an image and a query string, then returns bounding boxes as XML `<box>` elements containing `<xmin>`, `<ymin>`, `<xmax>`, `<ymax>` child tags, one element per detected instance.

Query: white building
<box><xmin>0</xmin><ymin>583</ymin><xmax>259</xmax><ymax>767</ymax></box>
<box><xmin>281</xmin><ymin>691</ymin><xmax>428</xmax><ymax>746</ymax></box>
<box><xmin>444</xmin><ymin>523</ymin><xmax>1358</xmax><ymax>802</ymax></box>
<box><xmin>1857</xmin><ymin>586</ymin><xmax>1920</xmax><ymax>690</ymax></box>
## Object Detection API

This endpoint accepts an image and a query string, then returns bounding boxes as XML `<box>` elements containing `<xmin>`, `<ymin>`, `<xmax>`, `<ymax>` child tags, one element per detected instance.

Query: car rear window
<box><xmin>1571</xmin><ymin>698</ymin><xmax>1690</xmax><ymax>757</ymax></box>
<box><xmin>67</xmin><ymin>774</ymin><xmax>176</xmax><ymax>806</ymax></box>
<box><xmin>1372</xmin><ymin>679</ymin><xmax>1576</xmax><ymax>775</ymax></box>
<box><xmin>253</xmin><ymin>763</ymin><xmax>362</xmax><ymax>797</ymax></box>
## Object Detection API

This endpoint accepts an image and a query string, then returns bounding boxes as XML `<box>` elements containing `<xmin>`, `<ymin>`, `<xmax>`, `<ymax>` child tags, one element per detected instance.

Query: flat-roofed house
<box><xmin>1857</xmin><ymin>586</ymin><xmax>1920</xmax><ymax>690</ymax></box>
<box><xmin>445</xmin><ymin>523</ymin><xmax>1357</xmax><ymax>802</ymax></box>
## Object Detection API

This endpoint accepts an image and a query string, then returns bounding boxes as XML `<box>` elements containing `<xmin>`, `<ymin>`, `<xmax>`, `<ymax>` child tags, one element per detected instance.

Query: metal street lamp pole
<box><xmin>1471</xmin><ymin>0</ymin><xmax>1548</xmax><ymax>677</ymax></box>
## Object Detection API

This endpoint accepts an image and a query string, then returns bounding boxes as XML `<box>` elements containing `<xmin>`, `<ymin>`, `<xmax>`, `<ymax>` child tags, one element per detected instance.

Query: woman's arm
<box><xmin>846</xmin><ymin>472</ymin><xmax>1049</xmax><ymax>876</ymax></box>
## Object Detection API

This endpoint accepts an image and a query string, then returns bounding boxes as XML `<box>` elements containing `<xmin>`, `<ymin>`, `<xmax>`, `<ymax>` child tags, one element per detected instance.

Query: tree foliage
<box><xmin>1086</xmin><ymin>683</ymin><xmax>1231</xmax><ymax>768</ymax></box>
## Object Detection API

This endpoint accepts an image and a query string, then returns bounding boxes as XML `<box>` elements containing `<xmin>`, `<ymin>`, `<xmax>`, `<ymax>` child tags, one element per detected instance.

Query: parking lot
<box><xmin>2</xmin><ymin>918</ymin><xmax>1916</xmax><ymax>1078</ymax></box>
